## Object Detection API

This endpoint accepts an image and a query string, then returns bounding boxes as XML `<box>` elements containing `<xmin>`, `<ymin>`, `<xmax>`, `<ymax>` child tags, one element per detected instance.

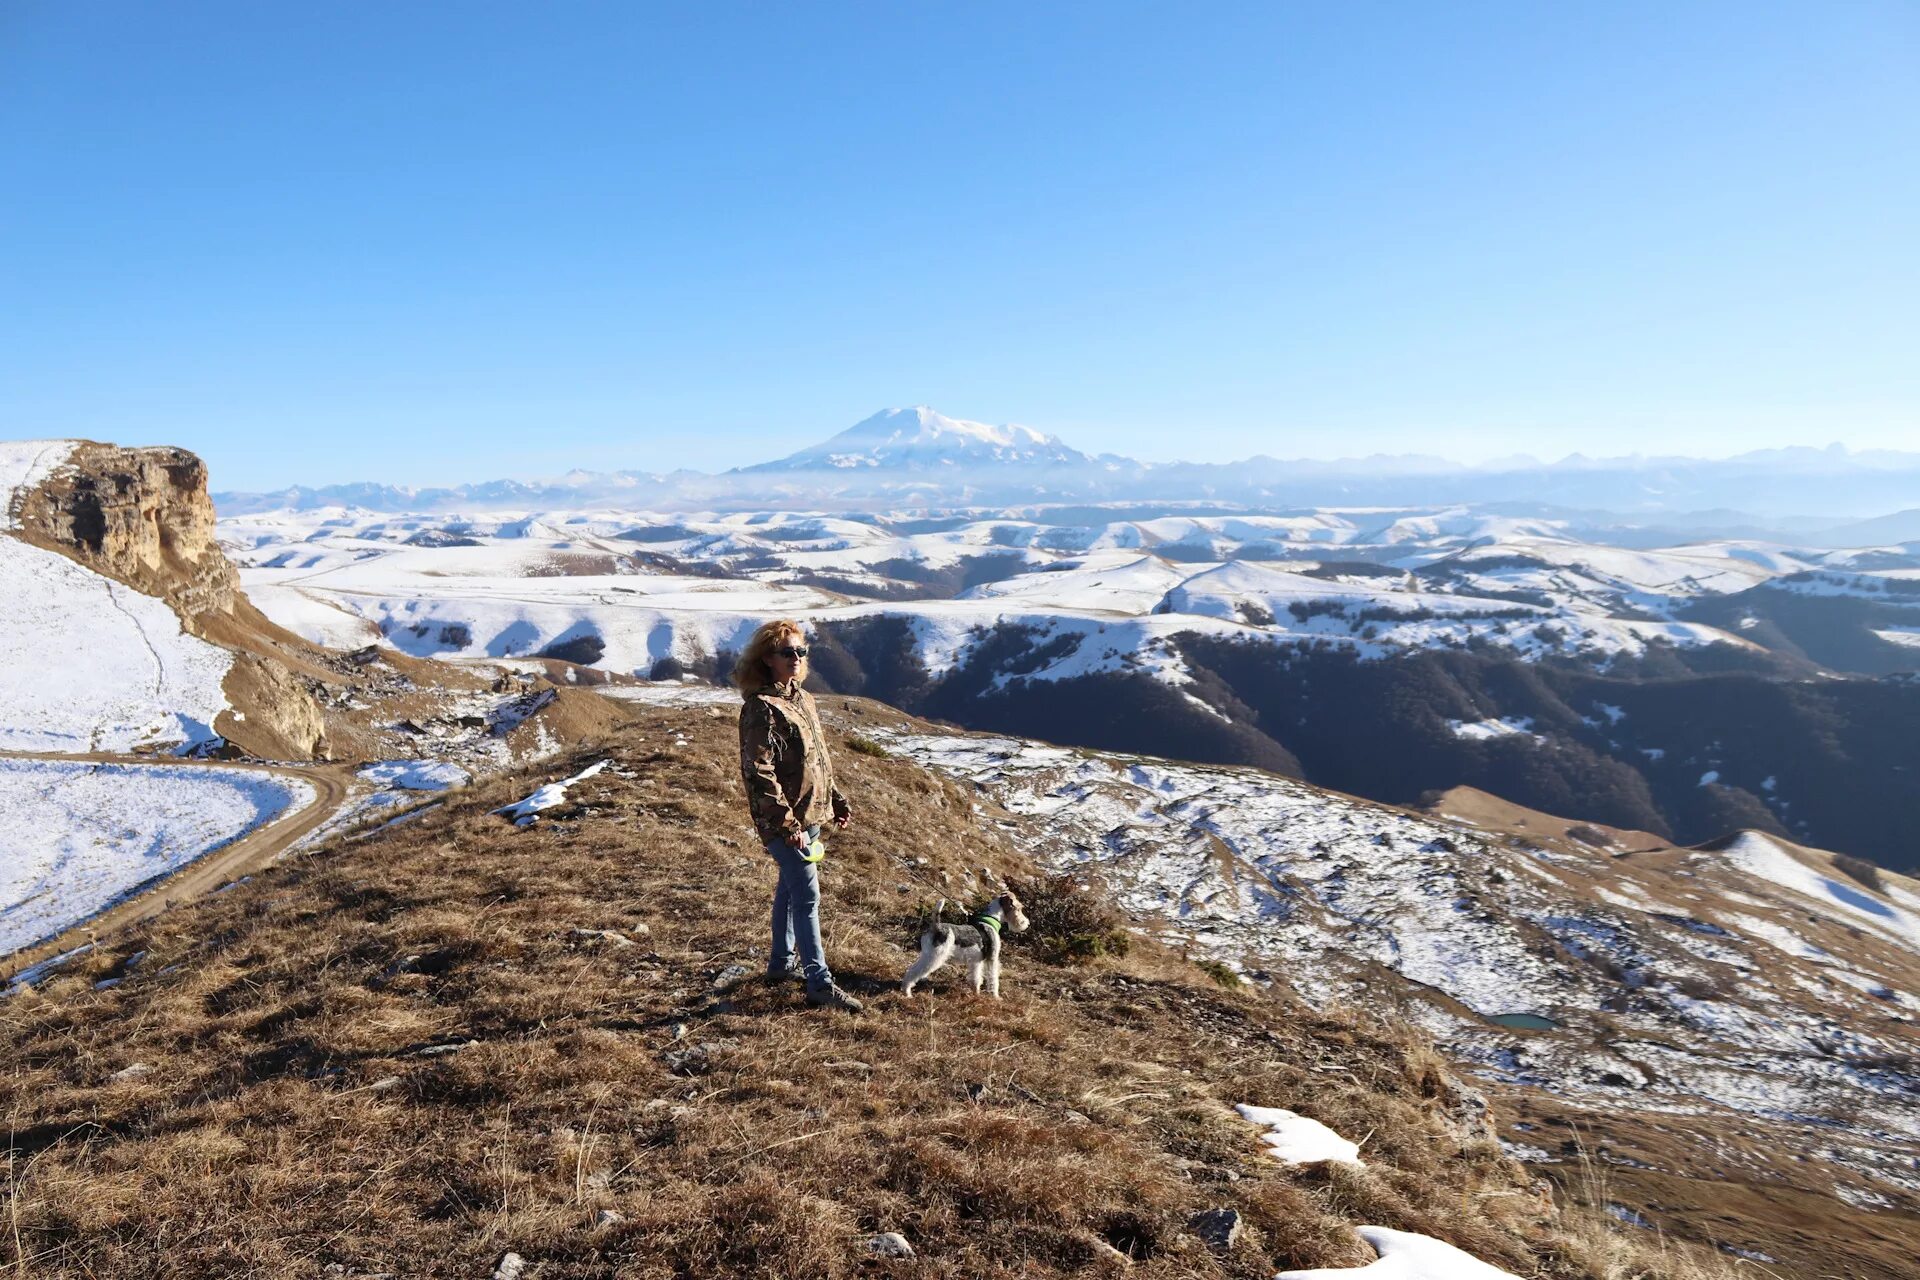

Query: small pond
<box><xmin>1485</xmin><ymin>1012</ymin><xmax>1559</xmax><ymax>1031</ymax></box>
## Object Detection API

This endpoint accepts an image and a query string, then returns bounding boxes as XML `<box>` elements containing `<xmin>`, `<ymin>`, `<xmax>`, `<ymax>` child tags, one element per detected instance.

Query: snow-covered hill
<box><xmin>219</xmin><ymin>499</ymin><xmax>1920</xmax><ymax>871</ymax></box>
<box><xmin>867</xmin><ymin>718</ymin><xmax>1920</xmax><ymax>1215</ymax></box>
<box><xmin>1</xmin><ymin>442</ymin><xmax>236</xmax><ymax>753</ymax></box>
<box><xmin>225</xmin><ymin>503</ymin><xmax>1831</xmax><ymax>684</ymax></box>
<box><xmin>0</xmin><ymin>535</ymin><xmax>234</xmax><ymax>752</ymax></box>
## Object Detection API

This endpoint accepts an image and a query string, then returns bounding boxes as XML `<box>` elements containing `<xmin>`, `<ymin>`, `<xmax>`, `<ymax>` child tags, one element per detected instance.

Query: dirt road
<box><xmin>0</xmin><ymin>753</ymin><xmax>354</xmax><ymax>982</ymax></box>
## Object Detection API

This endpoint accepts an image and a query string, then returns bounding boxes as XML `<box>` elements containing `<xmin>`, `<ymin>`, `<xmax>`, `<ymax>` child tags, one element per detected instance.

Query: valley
<box><xmin>222</xmin><ymin>488</ymin><xmax>1920</xmax><ymax>869</ymax></box>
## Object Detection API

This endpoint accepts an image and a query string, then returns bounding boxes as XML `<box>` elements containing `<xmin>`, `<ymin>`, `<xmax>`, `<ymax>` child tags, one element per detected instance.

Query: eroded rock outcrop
<box><xmin>14</xmin><ymin>441</ymin><xmax>330</xmax><ymax>759</ymax></box>
<box><xmin>16</xmin><ymin>443</ymin><xmax>240</xmax><ymax>621</ymax></box>
<box><xmin>219</xmin><ymin>651</ymin><xmax>329</xmax><ymax>760</ymax></box>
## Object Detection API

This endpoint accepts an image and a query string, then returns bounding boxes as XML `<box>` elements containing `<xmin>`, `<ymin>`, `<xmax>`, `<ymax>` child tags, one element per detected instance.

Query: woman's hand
<box><xmin>788</xmin><ymin>829</ymin><xmax>811</xmax><ymax>850</ymax></box>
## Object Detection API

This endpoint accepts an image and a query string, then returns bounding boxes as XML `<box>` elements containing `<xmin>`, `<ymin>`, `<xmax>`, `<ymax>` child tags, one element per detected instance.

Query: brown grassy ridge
<box><xmin>2</xmin><ymin>696</ymin><xmax>1739</xmax><ymax>1279</ymax></box>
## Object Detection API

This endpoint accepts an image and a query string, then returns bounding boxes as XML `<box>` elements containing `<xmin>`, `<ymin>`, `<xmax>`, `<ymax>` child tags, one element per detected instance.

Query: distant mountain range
<box><xmin>214</xmin><ymin>406</ymin><xmax>1920</xmax><ymax>524</ymax></box>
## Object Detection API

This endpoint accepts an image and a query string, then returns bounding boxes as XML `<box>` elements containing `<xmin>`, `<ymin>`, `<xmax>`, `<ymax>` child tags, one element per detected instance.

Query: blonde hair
<box><xmin>732</xmin><ymin>618</ymin><xmax>806</xmax><ymax>694</ymax></box>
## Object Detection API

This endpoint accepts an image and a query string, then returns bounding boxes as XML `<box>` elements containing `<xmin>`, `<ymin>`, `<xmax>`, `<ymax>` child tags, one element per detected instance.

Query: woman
<box><xmin>734</xmin><ymin>619</ymin><xmax>863</xmax><ymax>1012</ymax></box>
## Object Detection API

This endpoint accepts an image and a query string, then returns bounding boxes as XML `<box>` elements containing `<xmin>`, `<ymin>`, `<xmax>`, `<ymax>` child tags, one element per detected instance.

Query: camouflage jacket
<box><xmin>739</xmin><ymin>680</ymin><xmax>847</xmax><ymax>843</ymax></box>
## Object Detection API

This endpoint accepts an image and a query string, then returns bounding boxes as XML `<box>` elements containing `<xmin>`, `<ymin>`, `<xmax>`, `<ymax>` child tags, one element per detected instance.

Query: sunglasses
<box><xmin>772</xmin><ymin>645</ymin><xmax>810</xmax><ymax>660</ymax></box>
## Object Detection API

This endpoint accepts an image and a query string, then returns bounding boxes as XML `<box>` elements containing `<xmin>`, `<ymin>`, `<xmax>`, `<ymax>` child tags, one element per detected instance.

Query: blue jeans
<box><xmin>767</xmin><ymin>825</ymin><xmax>832</xmax><ymax>991</ymax></box>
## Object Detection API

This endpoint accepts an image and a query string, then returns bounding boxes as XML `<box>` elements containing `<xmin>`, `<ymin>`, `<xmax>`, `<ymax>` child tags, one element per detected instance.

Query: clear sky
<box><xmin>1</xmin><ymin>2</ymin><xmax>1915</xmax><ymax>490</ymax></box>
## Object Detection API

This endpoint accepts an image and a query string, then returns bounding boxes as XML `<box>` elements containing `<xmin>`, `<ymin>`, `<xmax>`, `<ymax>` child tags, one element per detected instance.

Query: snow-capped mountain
<box><xmin>737</xmin><ymin>406</ymin><xmax>1096</xmax><ymax>472</ymax></box>
<box><xmin>212</xmin><ymin>406</ymin><xmax>1920</xmax><ymax>518</ymax></box>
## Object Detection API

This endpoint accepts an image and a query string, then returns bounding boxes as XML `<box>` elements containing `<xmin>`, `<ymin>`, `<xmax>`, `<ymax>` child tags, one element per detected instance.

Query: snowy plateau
<box><xmin>219</xmin><ymin>488</ymin><xmax>1920</xmax><ymax>868</ymax></box>
<box><xmin>222</xmin><ymin>502</ymin><xmax>1916</xmax><ymax>687</ymax></box>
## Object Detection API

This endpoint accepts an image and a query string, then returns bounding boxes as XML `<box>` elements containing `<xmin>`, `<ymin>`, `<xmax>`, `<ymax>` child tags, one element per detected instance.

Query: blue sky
<box><xmin>1</xmin><ymin>2</ymin><xmax>1915</xmax><ymax>489</ymax></box>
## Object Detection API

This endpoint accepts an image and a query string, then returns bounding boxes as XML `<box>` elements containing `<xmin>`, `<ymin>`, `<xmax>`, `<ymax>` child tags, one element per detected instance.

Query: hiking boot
<box><xmin>805</xmin><ymin>983</ymin><xmax>864</xmax><ymax>1012</ymax></box>
<box><xmin>765</xmin><ymin>962</ymin><xmax>801</xmax><ymax>984</ymax></box>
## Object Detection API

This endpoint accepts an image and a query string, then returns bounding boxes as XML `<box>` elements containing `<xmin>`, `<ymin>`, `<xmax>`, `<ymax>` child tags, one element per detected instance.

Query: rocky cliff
<box><xmin>5</xmin><ymin>438</ymin><xmax>605</xmax><ymax>765</ymax></box>
<box><xmin>16</xmin><ymin>443</ymin><xmax>240</xmax><ymax>619</ymax></box>
<box><xmin>14</xmin><ymin>442</ymin><xmax>329</xmax><ymax>759</ymax></box>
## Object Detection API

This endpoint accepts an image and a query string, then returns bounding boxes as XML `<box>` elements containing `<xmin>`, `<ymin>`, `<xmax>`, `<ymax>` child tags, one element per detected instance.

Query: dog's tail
<box><xmin>914</xmin><ymin>898</ymin><xmax>948</xmax><ymax>939</ymax></box>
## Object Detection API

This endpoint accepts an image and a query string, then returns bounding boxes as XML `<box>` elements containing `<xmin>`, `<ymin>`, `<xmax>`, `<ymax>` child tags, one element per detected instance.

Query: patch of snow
<box><xmin>1724</xmin><ymin>912</ymin><xmax>1829</xmax><ymax>962</ymax></box>
<box><xmin>3</xmin><ymin>942</ymin><xmax>92</xmax><ymax>994</ymax></box>
<box><xmin>0</xmin><ymin>538</ymin><xmax>232</xmax><ymax>752</ymax></box>
<box><xmin>356</xmin><ymin>760</ymin><xmax>471</xmax><ymax>791</ymax></box>
<box><xmin>0</xmin><ymin>761</ymin><xmax>313</xmax><ymax>956</ymax></box>
<box><xmin>0</xmin><ymin>440</ymin><xmax>77</xmax><ymax>528</ymax></box>
<box><xmin>1834</xmin><ymin>1184</ymin><xmax>1896</xmax><ymax>1210</ymax></box>
<box><xmin>1275</xmin><ymin>1226</ymin><xmax>1522</xmax><ymax>1280</ymax></box>
<box><xmin>1663</xmin><ymin>994</ymin><xmax>1801</xmax><ymax>1050</ymax></box>
<box><xmin>1235</xmin><ymin>1104</ymin><xmax>1364</xmax><ymax>1166</ymax></box>
<box><xmin>599</xmin><ymin>683</ymin><xmax>742</xmax><ymax>707</ymax></box>
<box><xmin>1828</xmin><ymin>969</ymin><xmax>1902</xmax><ymax>1002</ymax></box>
<box><xmin>243</xmin><ymin>583</ymin><xmax>385</xmax><ymax>649</ymax></box>
<box><xmin>1593</xmin><ymin>881</ymin><xmax>1669</xmax><ymax>913</ymax></box>
<box><xmin>371</xmin><ymin>802</ymin><xmax>442</xmax><ymax>833</ymax></box>
<box><xmin>1498</xmin><ymin>1140</ymin><xmax>1555</xmax><ymax>1162</ymax></box>
<box><xmin>1718</xmin><ymin>833</ymin><xmax>1920</xmax><ymax>949</ymax></box>
<box><xmin>1719</xmin><ymin>1246</ymin><xmax>1777</xmax><ymax>1263</ymax></box>
<box><xmin>492</xmin><ymin>760</ymin><xmax>608</xmax><ymax>827</ymax></box>
<box><xmin>1698</xmin><ymin>770</ymin><xmax>1720</xmax><ymax>786</ymax></box>
<box><xmin>1449</xmin><ymin>716</ymin><xmax>1538</xmax><ymax>742</ymax></box>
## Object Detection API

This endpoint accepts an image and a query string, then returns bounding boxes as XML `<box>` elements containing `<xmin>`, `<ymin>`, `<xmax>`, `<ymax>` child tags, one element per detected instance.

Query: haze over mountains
<box><xmin>215</xmin><ymin>407</ymin><xmax>1920</xmax><ymax>528</ymax></box>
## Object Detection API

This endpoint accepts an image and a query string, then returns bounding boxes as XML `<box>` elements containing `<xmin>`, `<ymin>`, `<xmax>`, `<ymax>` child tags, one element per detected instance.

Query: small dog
<box><xmin>901</xmin><ymin>892</ymin><xmax>1031</xmax><ymax>998</ymax></box>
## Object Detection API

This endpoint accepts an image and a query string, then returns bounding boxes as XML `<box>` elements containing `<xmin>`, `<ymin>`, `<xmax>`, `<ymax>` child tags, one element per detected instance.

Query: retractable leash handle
<box><xmin>800</xmin><ymin>832</ymin><xmax>827</xmax><ymax>864</ymax></box>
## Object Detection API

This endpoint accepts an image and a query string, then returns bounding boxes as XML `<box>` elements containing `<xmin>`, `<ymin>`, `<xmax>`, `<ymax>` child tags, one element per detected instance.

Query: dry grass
<box><xmin>1543</xmin><ymin>1141</ymin><xmax>1787</xmax><ymax>1280</ymax></box>
<box><xmin>0</xmin><ymin>699</ymin><xmax>1756</xmax><ymax>1278</ymax></box>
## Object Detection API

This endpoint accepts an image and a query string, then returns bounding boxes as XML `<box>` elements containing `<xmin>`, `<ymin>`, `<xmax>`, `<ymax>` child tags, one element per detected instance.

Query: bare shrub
<box><xmin>1833</xmin><ymin>853</ymin><xmax>1884</xmax><ymax>893</ymax></box>
<box><xmin>1011</xmin><ymin>871</ymin><xmax>1133</xmax><ymax>964</ymax></box>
